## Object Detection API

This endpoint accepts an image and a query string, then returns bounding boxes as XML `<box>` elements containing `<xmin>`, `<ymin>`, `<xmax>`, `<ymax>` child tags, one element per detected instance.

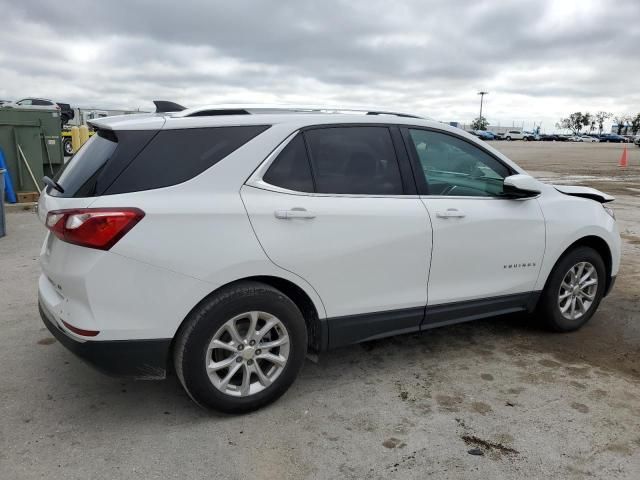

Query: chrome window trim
<box><xmin>420</xmin><ymin>194</ymin><xmax>540</xmax><ymax>201</ymax></box>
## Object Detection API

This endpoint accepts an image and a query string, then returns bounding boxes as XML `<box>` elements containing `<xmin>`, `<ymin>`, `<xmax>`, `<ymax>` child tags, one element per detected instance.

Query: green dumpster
<box><xmin>0</xmin><ymin>106</ymin><xmax>64</xmax><ymax>194</ymax></box>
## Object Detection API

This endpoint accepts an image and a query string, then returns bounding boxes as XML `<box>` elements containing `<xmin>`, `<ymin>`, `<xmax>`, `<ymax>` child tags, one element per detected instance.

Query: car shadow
<box><xmin>33</xmin><ymin>302</ymin><xmax>638</xmax><ymax>425</ymax></box>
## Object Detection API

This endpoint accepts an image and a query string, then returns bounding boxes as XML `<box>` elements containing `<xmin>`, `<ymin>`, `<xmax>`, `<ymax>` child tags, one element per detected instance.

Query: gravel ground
<box><xmin>0</xmin><ymin>142</ymin><xmax>639</xmax><ymax>479</ymax></box>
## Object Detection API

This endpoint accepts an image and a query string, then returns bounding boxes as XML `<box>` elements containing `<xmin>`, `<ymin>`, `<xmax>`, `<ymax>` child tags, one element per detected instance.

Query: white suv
<box><xmin>504</xmin><ymin>130</ymin><xmax>536</xmax><ymax>141</ymax></box>
<box><xmin>8</xmin><ymin>98</ymin><xmax>60</xmax><ymax>110</ymax></box>
<box><xmin>38</xmin><ymin>104</ymin><xmax>620</xmax><ymax>412</ymax></box>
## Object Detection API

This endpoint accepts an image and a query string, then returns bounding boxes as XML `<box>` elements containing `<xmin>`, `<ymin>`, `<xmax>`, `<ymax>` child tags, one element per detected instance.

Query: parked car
<box><xmin>7</xmin><ymin>98</ymin><xmax>61</xmax><ymax>111</ymax></box>
<box><xmin>539</xmin><ymin>134</ymin><xmax>565</xmax><ymax>142</ymax></box>
<box><xmin>488</xmin><ymin>131</ymin><xmax>503</xmax><ymax>140</ymax></box>
<box><xmin>599</xmin><ymin>134</ymin><xmax>627</xmax><ymax>143</ymax></box>
<box><xmin>474</xmin><ymin>130</ymin><xmax>495</xmax><ymax>140</ymax></box>
<box><xmin>578</xmin><ymin>135</ymin><xmax>599</xmax><ymax>143</ymax></box>
<box><xmin>634</xmin><ymin>136</ymin><xmax>640</xmax><ymax>147</ymax></box>
<box><xmin>38</xmin><ymin>104</ymin><xmax>621</xmax><ymax>412</ymax></box>
<box><xmin>5</xmin><ymin>98</ymin><xmax>74</xmax><ymax>125</ymax></box>
<box><xmin>522</xmin><ymin>131</ymin><xmax>538</xmax><ymax>141</ymax></box>
<box><xmin>504</xmin><ymin>129</ymin><xmax>524</xmax><ymax>141</ymax></box>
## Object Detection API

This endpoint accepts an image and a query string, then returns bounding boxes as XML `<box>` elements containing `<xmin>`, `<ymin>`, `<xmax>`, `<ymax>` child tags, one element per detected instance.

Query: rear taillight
<box><xmin>45</xmin><ymin>208</ymin><xmax>145</xmax><ymax>250</ymax></box>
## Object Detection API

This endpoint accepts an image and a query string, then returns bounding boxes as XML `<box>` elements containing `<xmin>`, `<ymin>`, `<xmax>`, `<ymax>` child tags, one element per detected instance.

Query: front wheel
<box><xmin>174</xmin><ymin>281</ymin><xmax>307</xmax><ymax>413</ymax></box>
<box><xmin>537</xmin><ymin>247</ymin><xmax>606</xmax><ymax>332</ymax></box>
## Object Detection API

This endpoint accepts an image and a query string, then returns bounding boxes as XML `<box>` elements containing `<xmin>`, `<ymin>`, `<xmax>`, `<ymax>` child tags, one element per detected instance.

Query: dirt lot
<box><xmin>0</xmin><ymin>142</ymin><xmax>639</xmax><ymax>479</ymax></box>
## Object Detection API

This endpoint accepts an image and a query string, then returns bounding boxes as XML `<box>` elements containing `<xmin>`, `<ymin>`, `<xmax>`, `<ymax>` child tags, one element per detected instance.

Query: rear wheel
<box><xmin>174</xmin><ymin>281</ymin><xmax>307</xmax><ymax>413</ymax></box>
<box><xmin>537</xmin><ymin>247</ymin><xmax>606</xmax><ymax>332</ymax></box>
<box><xmin>506</xmin><ymin>136</ymin><xmax>512</xmax><ymax>141</ymax></box>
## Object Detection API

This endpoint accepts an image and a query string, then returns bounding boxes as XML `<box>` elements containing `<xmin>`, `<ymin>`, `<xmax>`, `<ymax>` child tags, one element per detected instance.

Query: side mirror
<box><xmin>503</xmin><ymin>174</ymin><xmax>542</xmax><ymax>198</ymax></box>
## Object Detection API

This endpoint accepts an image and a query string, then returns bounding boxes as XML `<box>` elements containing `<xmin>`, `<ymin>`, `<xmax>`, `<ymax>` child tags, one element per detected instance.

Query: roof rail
<box><xmin>168</xmin><ymin>104</ymin><xmax>423</xmax><ymax>119</ymax></box>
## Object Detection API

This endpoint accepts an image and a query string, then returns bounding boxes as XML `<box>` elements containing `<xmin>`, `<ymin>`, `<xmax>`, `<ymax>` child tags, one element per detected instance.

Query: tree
<box><xmin>556</xmin><ymin>112</ymin><xmax>591</xmax><ymax>135</ymax></box>
<box><xmin>631</xmin><ymin>113</ymin><xmax>640</xmax><ymax>136</ymax></box>
<box><xmin>471</xmin><ymin>116</ymin><xmax>488</xmax><ymax>131</ymax></box>
<box><xmin>613</xmin><ymin>115</ymin><xmax>630</xmax><ymax>135</ymax></box>
<box><xmin>594</xmin><ymin>111</ymin><xmax>612</xmax><ymax>135</ymax></box>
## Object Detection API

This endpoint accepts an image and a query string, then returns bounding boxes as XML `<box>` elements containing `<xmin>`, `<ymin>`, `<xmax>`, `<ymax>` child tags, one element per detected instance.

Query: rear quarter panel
<box><xmin>88</xmin><ymin>132</ymin><xmax>328</xmax><ymax>331</ymax></box>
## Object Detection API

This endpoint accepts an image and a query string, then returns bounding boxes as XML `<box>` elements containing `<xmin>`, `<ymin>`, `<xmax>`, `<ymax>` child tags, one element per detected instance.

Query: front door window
<box><xmin>408</xmin><ymin>129</ymin><xmax>510</xmax><ymax>197</ymax></box>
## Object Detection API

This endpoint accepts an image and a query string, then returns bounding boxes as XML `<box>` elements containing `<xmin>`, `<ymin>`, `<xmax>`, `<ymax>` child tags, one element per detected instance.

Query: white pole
<box><xmin>17</xmin><ymin>144</ymin><xmax>41</xmax><ymax>193</ymax></box>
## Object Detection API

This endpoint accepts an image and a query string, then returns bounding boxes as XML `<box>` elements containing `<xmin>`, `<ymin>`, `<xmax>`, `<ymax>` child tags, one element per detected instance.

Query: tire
<box><xmin>506</xmin><ymin>136</ymin><xmax>512</xmax><ymax>141</ymax></box>
<box><xmin>523</xmin><ymin>137</ymin><xmax>528</xmax><ymax>142</ymax></box>
<box><xmin>537</xmin><ymin>246</ymin><xmax>606</xmax><ymax>332</ymax></box>
<box><xmin>174</xmin><ymin>281</ymin><xmax>307</xmax><ymax>413</ymax></box>
<box><xmin>63</xmin><ymin>138</ymin><xmax>73</xmax><ymax>156</ymax></box>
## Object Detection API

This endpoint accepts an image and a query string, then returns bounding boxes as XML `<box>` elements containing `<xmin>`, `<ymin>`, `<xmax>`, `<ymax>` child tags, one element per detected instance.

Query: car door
<box><xmin>241</xmin><ymin>125</ymin><xmax>432</xmax><ymax>348</ymax></box>
<box><xmin>401</xmin><ymin>127</ymin><xmax>545</xmax><ymax>321</ymax></box>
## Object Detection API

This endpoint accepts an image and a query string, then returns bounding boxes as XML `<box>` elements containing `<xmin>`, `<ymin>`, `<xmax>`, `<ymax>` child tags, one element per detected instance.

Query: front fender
<box><xmin>535</xmin><ymin>189</ymin><xmax>620</xmax><ymax>291</ymax></box>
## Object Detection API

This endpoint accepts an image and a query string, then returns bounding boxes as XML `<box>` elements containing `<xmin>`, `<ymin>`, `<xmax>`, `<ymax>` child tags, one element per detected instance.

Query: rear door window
<box><xmin>262</xmin><ymin>134</ymin><xmax>314</xmax><ymax>192</ymax></box>
<box><xmin>303</xmin><ymin>126</ymin><xmax>403</xmax><ymax>195</ymax></box>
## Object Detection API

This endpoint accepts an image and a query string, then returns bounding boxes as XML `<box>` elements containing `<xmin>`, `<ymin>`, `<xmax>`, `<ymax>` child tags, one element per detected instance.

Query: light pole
<box><xmin>478</xmin><ymin>91</ymin><xmax>488</xmax><ymax>122</ymax></box>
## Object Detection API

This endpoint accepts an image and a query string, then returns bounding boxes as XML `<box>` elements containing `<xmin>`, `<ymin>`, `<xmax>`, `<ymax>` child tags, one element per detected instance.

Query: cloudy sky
<box><xmin>1</xmin><ymin>0</ymin><xmax>639</xmax><ymax>132</ymax></box>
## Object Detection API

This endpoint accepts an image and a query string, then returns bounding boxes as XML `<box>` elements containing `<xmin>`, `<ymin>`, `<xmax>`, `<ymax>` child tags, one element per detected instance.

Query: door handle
<box><xmin>435</xmin><ymin>208</ymin><xmax>466</xmax><ymax>219</ymax></box>
<box><xmin>274</xmin><ymin>208</ymin><xmax>316</xmax><ymax>220</ymax></box>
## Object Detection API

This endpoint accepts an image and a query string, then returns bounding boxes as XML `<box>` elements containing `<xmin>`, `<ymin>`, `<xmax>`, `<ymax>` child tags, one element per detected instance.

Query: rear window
<box><xmin>52</xmin><ymin>125</ymin><xmax>269</xmax><ymax>197</ymax></box>
<box><xmin>52</xmin><ymin>130</ymin><xmax>156</xmax><ymax>197</ymax></box>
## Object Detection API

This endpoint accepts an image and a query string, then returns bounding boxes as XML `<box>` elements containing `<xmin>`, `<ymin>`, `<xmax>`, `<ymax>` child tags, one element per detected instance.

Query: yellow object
<box><xmin>79</xmin><ymin>125</ymin><xmax>89</xmax><ymax>146</ymax></box>
<box><xmin>70</xmin><ymin>126</ymin><xmax>80</xmax><ymax>154</ymax></box>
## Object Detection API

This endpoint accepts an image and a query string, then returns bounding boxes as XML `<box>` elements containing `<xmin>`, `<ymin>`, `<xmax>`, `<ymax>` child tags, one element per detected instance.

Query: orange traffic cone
<box><xmin>619</xmin><ymin>145</ymin><xmax>628</xmax><ymax>168</ymax></box>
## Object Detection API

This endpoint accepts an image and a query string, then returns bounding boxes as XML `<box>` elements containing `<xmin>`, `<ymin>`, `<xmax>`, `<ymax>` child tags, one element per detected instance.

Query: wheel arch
<box><xmin>543</xmin><ymin>235</ymin><xmax>613</xmax><ymax>294</ymax></box>
<box><xmin>170</xmin><ymin>276</ymin><xmax>328</xmax><ymax>367</ymax></box>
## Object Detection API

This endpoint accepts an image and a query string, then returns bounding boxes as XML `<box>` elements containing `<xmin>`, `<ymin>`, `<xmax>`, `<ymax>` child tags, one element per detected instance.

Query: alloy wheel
<box><xmin>205</xmin><ymin>311</ymin><xmax>290</xmax><ymax>397</ymax></box>
<box><xmin>557</xmin><ymin>261</ymin><xmax>598</xmax><ymax>320</ymax></box>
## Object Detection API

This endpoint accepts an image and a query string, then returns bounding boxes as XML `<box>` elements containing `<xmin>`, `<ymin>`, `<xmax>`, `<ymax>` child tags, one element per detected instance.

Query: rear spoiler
<box><xmin>554</xmin><ymin>185</ymin><xmax>614</xmax><ymax>203</ymax></box>
<box><xmin>153</xmin><ymin>100</ymin><xmax>186</xmax><ymax>113</ymax></box>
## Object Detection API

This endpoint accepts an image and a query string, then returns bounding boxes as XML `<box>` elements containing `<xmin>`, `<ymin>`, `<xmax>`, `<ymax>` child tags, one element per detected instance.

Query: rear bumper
<box><xmin>39</xmin><ymin>301</ymin><xmax>171</xmax><ymax>379</ymax></box>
